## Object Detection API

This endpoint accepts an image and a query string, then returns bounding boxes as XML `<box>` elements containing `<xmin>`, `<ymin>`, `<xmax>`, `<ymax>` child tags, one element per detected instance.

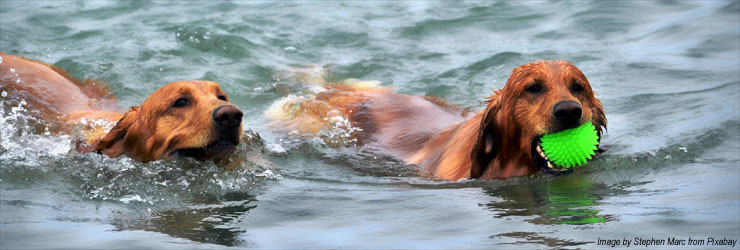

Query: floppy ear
<box><xmin>470</xmin><ymin>98</ymin><xmax>501</xmax><ymax>179</ymax></box>
<box><xmin>591</xmin><ymin>97</ymin><xmax>607</xmax><ymax>147</ymax></box>
<box><xmin>94</xmin><ymin>106</ymin><xmax>141</xmax><ymax>158</ymax></box>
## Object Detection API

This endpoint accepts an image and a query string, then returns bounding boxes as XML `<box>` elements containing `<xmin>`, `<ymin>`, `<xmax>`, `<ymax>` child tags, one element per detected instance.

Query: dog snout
<box><xmin>212</xmin><ymin>105</ymin><xmax>243</xmax><ymax>128</ymax></box>
<box><xmin>553</xmin><ymin>101</ymin><xmax>582</xmax><ymax>129</ymax></box>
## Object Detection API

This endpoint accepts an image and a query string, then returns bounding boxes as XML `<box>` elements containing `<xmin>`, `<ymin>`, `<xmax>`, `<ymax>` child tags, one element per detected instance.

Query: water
<box><xmin>1</xmin><ymin>1</ymin><xmax>739</xmax><ymax>248</ymax></box>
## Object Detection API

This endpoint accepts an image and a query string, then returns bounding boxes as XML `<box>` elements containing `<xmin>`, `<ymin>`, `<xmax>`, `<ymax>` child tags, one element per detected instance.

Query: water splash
<box><xmin>0</xmin><ymin>98</ymin><xmax>72</xmax><ymax>165</ymax></box>
<box><xmin>254</xmin><ymin>169</ymin><xmax>282</xmax><ymax>180</ymax></box>
<box><xmin>0</xmin><ymin>90</ymin><xmax>273</xmax><ymax>207</ymax></box>
<box><xmin>73</xmin><ymin>154</ymin><xmax>273</xmax><ymax>206</ymax></box>
<box><xmin>320</xmin><ymin>110</ymin><xmax>362</xmax><ymax>147</ymax></box>
<box><xmin>119</xmin><ymin>194</ymin><xmax>151</xmax><ymax>204</ymax></box>
<box><xmin>265</xmin><ymin>143</ymin><xmax>287</xmax><ymax>154</ymax></box>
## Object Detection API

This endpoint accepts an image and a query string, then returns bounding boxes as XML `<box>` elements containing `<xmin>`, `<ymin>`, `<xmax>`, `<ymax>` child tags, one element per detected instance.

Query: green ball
<box><xmin>540</xmin><ymin>121</ymin><xmax>599</xmax><ymax>168</ymax></box>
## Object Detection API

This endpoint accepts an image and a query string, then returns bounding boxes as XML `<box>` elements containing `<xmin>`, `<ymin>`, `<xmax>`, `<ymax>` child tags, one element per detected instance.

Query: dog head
<box><xmin>94</xmin><ymin>80</ymin><xmax>243</xmax><ymax>162</ymax></box>
<box><xmin>471</xmin><ymin>60</ymin><xmax>606</xmax><ymax>178</ymax></box>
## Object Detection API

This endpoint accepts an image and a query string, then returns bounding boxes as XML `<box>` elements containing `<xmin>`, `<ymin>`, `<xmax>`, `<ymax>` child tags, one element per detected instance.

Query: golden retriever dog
<box><xmin>0</xmin><ymin>52</ymin><xmax>243</xmax><ymax>162</ymax></box>
<box><xmin>266</xmin><ymin>60</ymin><xmax>606</xmax><ymax>180</ymax></box>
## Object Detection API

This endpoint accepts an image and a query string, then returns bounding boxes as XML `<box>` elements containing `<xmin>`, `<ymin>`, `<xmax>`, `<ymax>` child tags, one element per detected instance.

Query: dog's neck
<box><xmin>406</xmin><ymin>111</ymin><xmax>485</xmax><ymax>180</ymax></box>
<box><xmin>406</xmin><ymin>108</ymin><xmax>538</xmax><ymax>180</ymax></box>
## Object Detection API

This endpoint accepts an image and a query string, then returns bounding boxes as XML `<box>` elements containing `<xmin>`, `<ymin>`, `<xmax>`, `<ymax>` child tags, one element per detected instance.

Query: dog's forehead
<box><xmin>511</xmin><ymin>60</ymin><xmax>587</xmax><ymax>87</ymax></box>
<box><xmin>517</xmin><ymin>61</ymin><xmax>573</xmax><ymax>77</ymax></box>
<box><xmin>155</xmin><ymin>81</ymin><xmax>222</xmax><ymax>95</ymax></box>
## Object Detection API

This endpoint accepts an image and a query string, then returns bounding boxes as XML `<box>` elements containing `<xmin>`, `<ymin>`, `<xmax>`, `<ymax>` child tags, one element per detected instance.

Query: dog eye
<box><xmin>218</xmin><ymin>95</ymin><xmax>227</xmax><ymax>101</ymax></box>
<box><xmin>172</xmin><ymin>98</ymin><xmax>190</xmax><ymax>108</ymax></box>
<box><xmin>570</xmin><ymin>82</ymin><xmax>585</xmax><ymax>93</ymax></box>
<box><xmin>525</xmin><ymin>83</ymin><xmax>543</xmax><ymax>94</ymax></box>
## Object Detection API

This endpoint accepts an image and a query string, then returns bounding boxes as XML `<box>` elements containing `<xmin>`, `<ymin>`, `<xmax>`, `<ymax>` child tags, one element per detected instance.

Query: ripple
<box><xmin>306</xmin><ymin>28</ymin><xmax>370</xmax><ymax>48</ymax></box>
<box><xmin>398</xmin><ymin>2</ymin><xmax>544</xmax><ymax>39</ymax></box>
<box><xmin>172</xmin><ymin>26</ymin><xmax>265</xmax><ymax>59</ymax></box>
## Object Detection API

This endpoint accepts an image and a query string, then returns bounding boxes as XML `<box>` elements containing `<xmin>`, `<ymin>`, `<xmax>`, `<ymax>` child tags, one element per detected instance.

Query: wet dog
<box><xmin>0</xmin><ymin>52</ymin><xmax>243</xmax><ymax>162</ymax></box>
<box><xmin>265</xmin><ymin>61</ymin><xmax>606</xmax><ymax>180</ymax></box>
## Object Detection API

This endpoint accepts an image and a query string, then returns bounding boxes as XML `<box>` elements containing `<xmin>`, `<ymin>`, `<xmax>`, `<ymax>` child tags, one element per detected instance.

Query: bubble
<box><xmin>188</xmin><ymin>35</ymin><xmax>200</xmax><ymax>43</ymax></box>
<box><xmin>16</xmin><ymin>78</ymin><xmax>20</xmax><ymax>83</ymax></box>
<box><xmin>1</xmin><ymin>91</ymin><xmax>7</xmax><ymax>97</ymax></box>
<box><xmin>0</xmin><ymin>55</ymin><xmax>3</xmax><ymax>64</ymax></box>
<box><xmin>9</xmin><ymin>68</ymin><xmax>15</xmax><ymax>73</ymax></box>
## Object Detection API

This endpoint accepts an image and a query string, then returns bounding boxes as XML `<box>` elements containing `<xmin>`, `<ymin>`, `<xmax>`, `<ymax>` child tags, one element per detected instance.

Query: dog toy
<box><xmin>539</xmin><ymin>121</ymin><xmax>599</xmax><ymax>168</ymax></box>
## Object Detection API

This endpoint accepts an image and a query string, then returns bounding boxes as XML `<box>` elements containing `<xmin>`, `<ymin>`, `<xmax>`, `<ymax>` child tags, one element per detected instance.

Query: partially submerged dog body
<box><xmin>0</xmin><ymin>52</ymin><xmax>243</xmax><ymax>162</ymax></box>
<box><xmin>266</xmin><ymin>61</ymin><xmax>606</xmax><ymax>180</ymax></box>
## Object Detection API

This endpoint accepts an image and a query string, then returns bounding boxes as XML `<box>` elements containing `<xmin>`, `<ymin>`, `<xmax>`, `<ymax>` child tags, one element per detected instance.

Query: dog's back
<box><xmin>351</xmin><ymin>92</ymin><xmax>467</xmax><ymax>160</ymax></box>
<box><xmin>0</xmin><ymin>52</ymin><xmax>120</xmax><ymax>123</ymax></box>
<box><xmin>265</xmin><ymin>68</ymin><xmax>478</xmax><ymax>178</ymax></box>
<box><xmin>1</xmin><ymin>52</ymin><xmax>122</xmax><ymax>146</ymax></box>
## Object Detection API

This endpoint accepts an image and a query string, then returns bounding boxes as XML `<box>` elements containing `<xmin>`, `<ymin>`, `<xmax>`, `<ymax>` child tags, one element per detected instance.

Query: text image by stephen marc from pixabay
<box><xmin>597</xmin><ymin>237</ymin><xmax>737</xmax><ymax>248</ymax></box>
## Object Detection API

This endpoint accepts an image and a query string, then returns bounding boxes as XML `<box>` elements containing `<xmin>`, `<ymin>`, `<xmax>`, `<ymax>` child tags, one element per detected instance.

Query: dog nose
<box><xmin>553</xmin><ymin>101</ymin><xmax>582</xmax><ymax>129</ymax></box>
<box><xmin>212</xmin><ymin>105</ymin><xmax>243</xmax><ymax>128</ymax></box>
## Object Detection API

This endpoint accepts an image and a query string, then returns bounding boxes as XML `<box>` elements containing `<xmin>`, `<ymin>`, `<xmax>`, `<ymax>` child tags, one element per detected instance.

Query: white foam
<box><xmin>265</xmin><ymin>143</ymin><xmax>287</xmax><ymax>154</ymax></box>
<box><xmin>0</xmin><ymin>99</ymin><xmax>72</xmax><ymax>164</ymax></box>
<box><xmin>255</xmin><ymin>169</ymin><xmax>282</xmax><ymax>180</ymax></box>
<box><xmin>119</xmin><ymin>194</ymin><xmax>150</xmax><ymax>204</ymax></box>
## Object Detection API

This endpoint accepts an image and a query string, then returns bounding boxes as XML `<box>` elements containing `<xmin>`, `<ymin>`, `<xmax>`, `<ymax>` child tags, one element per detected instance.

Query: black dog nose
<box><xmin>553</xmin><ymin>101</ymin><xmax>582</xmax><ymax>129</ymax></box>
<box><xmin>212</xmin><ymin>105</ymin><xmax>243</xmax><ymax>128</ymax></box>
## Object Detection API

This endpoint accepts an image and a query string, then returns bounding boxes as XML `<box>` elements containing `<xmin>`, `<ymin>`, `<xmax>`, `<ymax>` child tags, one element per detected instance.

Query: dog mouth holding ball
<box><xmin>528</xmin><ymin>98</ymin><xmax>603</xmax><ymax>176</ymax></box>
<box><xmin>531</xmin><ymin>121</ymin><xmax>601</xmax><ymax>176</ymax></box>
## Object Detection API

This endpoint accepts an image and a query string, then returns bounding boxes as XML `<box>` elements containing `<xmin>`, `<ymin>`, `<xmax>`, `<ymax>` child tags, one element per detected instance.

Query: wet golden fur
<box><xmin>0</xmin><ymin>52</ymin><xmax>242</xmax><ymax>162</ymax></box>
<box><xmin>267</xmin><ymin>61</ymin><xmax>606</xmax><ymax>180</ymax></box>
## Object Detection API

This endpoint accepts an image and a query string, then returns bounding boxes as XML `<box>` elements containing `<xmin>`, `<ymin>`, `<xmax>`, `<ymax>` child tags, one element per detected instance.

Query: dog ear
<box><xmin>94</xmin><ymin>106</ymin><xmax>145</xmax><ymax>159</ymax></box>
<box><xmin>591</xmin><ymin>96</ymin><xmax>607</xmax><ymax>153</ymax></box>
<box><xmin>470</xmin><ymin>97</ymin><xmax>501</xmax><ymax>179</ymax></box>
<box><xmin>592</xmin><ymin>98</ymin><xmax>607</xmax><ymax>136</ymax></box>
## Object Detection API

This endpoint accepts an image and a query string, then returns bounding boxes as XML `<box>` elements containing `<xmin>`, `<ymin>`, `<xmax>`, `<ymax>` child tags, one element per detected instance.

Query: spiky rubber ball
<box><xmin>539</xmin><ymin>121</ymin><xmax>599</xmax><ymax>168</ymax></box>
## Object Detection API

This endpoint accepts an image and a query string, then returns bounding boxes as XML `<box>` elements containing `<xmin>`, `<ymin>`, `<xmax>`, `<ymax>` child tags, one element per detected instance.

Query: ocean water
<box><xmin>1</xmin><ymin>0</ymin><xmax>739</xmax><ymax>249</ymax></box>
